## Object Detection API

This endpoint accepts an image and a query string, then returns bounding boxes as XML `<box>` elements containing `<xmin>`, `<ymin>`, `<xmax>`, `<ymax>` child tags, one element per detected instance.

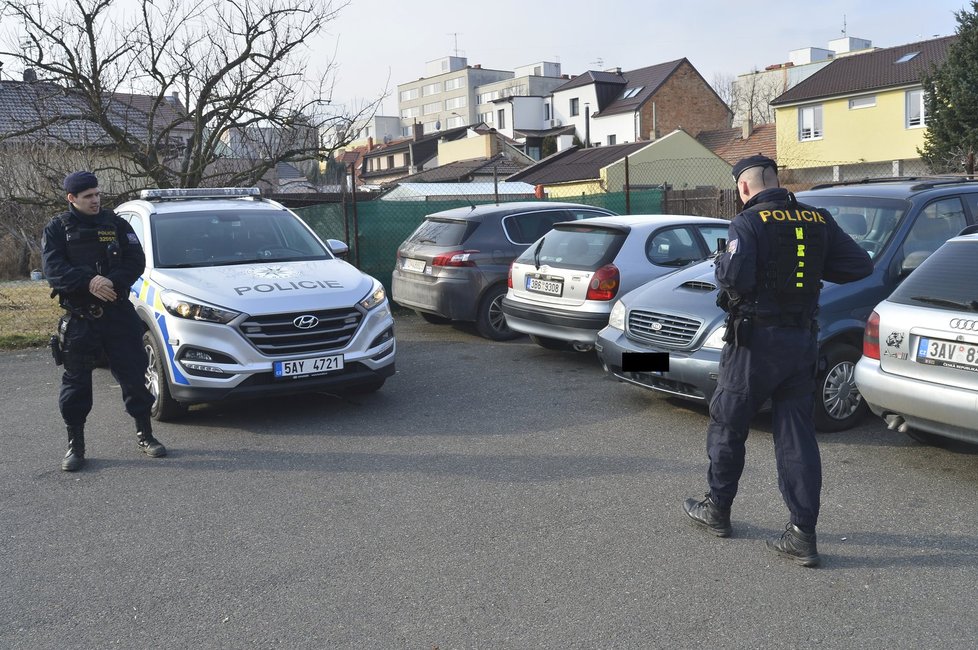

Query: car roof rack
<box><xmin>138</xmin><ymin>187</ymin><xmax>263</xmax><ymax>201</ymax></box>
<box><xmin>810</xmin><ymin>175</ymin><xmax>978</xmax><ymax>191</ymax></box>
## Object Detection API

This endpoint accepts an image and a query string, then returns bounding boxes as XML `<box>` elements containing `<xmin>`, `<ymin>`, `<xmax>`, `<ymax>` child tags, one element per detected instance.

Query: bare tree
<box><xmin>0</xmin><ymin>0</ymin><xmax>383</xmax><ymax>197</ymax></box>
<box><xmin>728</xmin><ymin>68</ymin><xmax>787</xmax><ymax>127</ymax></box>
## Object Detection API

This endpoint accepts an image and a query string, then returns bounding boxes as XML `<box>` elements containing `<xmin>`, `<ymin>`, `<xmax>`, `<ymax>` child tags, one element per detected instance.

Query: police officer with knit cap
<box><xmin>682</xmin><ymin>155</ymin><xmax>872</xmax><ymax>567</ymax></box>
<box><xmin>42</xmin><ymin>171</ymin><xmax>166</xmax><ymax>472</ymax></box>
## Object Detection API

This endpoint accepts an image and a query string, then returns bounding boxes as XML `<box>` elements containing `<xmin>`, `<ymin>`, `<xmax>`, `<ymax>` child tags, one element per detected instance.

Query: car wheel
<box><xmin>813</xmin><ymin>343</ymin><xmax>867</xmax><ymax>432</ymax></box>
<box><xmin>143</xmin><ymin>331</ymin><xmax>188</xmax><ymax>422</ymax></box>
<box><xmin>416</xmin><ymin>311</ymin><xmax>451</xmax><ymax>325</ymax></box>
<box><xmin>529</xmin><ymin>334</ymin><xmax>572</xmax><ymax>351</ymax></box>
<box><xmin>475</xmin><ymin>285</ymin><xmax>521</xmax><ymax>341</ymax></box>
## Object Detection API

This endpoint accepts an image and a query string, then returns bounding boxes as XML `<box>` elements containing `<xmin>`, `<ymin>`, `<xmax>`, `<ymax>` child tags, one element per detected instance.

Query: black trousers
<box><xmin>705</xmin><ymin>325</ymin><xmax>822</xmax><ymax>531</ymax></box>
<box><xmin>59</xmin><ymin>302</ymin><xmax>155</xmax><ymax>426</ymax></box>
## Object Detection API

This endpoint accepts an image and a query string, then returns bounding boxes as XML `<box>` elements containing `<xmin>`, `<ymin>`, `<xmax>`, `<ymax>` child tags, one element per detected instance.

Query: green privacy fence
<box><xmin>294</xmin><ymin>190</ymin><xmax>664</xmax><ymax>292</ymax></box>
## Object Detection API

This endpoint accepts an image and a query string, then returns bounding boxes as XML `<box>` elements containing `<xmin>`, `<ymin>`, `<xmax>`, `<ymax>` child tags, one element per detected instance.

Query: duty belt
<box><xmin>752</xmin><ymin>313</ymin><xmax>811</xmax><ymax>328</ymax></box>
<box><xmin>63</xmin><ymin>302</ymin><xmax>104</xmax><ymax>319</ymax></box>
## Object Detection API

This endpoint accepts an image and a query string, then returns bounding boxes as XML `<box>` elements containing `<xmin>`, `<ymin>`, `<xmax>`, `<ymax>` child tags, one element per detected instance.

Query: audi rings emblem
<box><xmin>293</xmin><ymin>315</ymin><xmax>320</xmax><ymax>329</ymax></box>
<box><xmin>949</xmin><ymin>318</ymin><xmax>978</xmax><ymax>331</ymax></box>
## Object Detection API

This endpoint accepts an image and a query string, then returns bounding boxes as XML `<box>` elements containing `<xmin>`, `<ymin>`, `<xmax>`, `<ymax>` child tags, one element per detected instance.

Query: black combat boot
<box><xmin>767</xmin><ymin>523</ymin><xmax>820</xmax><ymax>567</ymax></box>
<box><xmin>61</xmin><ymin>425</ymin><xmax>86</xmax><ymax>472</ymax></box>
<box><xmin>135</xmin><ymin>417</ymin><xmax>167</xmax><ymax>458</ymax></box>
<box><xmin>683</xmin><ymin>493</ymin><xmax>732</xmax><ymax>537</ymax></box>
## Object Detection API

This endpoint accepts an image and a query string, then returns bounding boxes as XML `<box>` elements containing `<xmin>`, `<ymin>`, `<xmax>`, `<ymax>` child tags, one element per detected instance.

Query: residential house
<box><xmin>508</xmin><ymin>129</ymin><xmax>734</xmax><ymax>199</ymax></box>
<box><xmin>730</xmin><ymin>36</ymin><xmax>874</xmax><ymax>127</ymax></box>
<box><xmin>358</xmin><ymin>124</ymin><xmax>472</xmax><ymax>187</ymax></box>
<box><xmin>397</xmin><ymin>56</ymin><xmax>513</xmax><ymax>137</ymax></box>
<box><xmin>769</xmin><ymin>36</ymin><xmax>956</xmax><ymax>183</ymax></box>
<box><xmin>550</xmin><ymin>59</ymin><xmax>732</xmax><ymax>148</ymax></box>
<box><xmin>0</xmin><ymin>75</ymin><xmax>194</xmax><ymax>196</ymax></box>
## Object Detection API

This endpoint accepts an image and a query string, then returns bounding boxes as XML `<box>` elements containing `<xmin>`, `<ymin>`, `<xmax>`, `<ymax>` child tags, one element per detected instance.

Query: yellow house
<box><xmin>770</xmin><ymin>36</ymin><xmax>955</xmax><ymax>184</ymax></box>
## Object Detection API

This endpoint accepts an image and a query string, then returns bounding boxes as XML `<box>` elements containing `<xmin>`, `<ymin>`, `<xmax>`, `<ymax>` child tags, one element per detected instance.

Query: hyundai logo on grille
<box><xmin>949</xmin><ymin>318</ymin><xmax>978</xmax><ymax>331</ymax></box>
<box><xmin>650</xmin><ymin>322</ymin><xmax>663</xmax><ymax>330</ymax></box>
<box><xmin>293</xmin><ymin>315</ymin><xmax>319</xmax><ymax>329</ymax></box>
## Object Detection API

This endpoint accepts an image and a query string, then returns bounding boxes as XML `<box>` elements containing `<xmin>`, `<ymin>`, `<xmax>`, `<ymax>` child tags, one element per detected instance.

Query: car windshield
<box><xmin>151</xmin><ymin>210</ymin><xmax>330</xmax><ymax>268</ymax></box>
<box><xmin>796</xmin><ymin>194</ymin><xmax>909</xmax><ymax>260</ymax></box>
<box><xmin>517</xmin><ymin>226</ymin><xmax>625</xmax><ymax>270</ymax></box>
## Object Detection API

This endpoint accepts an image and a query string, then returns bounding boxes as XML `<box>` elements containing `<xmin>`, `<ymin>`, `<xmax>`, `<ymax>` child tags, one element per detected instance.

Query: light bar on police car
<box><xmin>139</xmin><ymin>187</ymin><xmax>262</xmax><ymax>200</ymax></box>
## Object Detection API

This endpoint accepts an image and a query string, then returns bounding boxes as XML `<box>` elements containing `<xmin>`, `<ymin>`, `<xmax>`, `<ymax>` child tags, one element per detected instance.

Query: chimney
<box><xmin>742</xmin><ymin>119</ymin><xmax>753</xmax><ymax>140</ymax></box>
<box><xmin>166</xmin><ymin>91</ymin><xmax>180</xmax><ymax>106</ymax></box>
<box><xmin>367</xmin><ymin>136</ymin><xmax>374</xmax><ymax>151</ymax></box>
<box><xmin>412</xmin><ymin>122</ymin><xmax>424</xmax><ymax>141</ymax></box>
<box><xmin>23</xmin><ymin>68</ymin><xmax>37</xmax><ymax>83</ymax></box>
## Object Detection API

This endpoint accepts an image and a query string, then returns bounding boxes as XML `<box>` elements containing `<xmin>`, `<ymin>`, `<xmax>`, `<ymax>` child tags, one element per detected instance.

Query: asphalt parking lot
<box><xmin>2</xmin><ymin>312</ymin><xmax>977</xmax><ymax>649</ymax></box>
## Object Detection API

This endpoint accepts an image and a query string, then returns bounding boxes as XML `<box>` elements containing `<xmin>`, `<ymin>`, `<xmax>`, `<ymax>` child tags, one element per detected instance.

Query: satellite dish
<box><xmin>435</xmin><ymin>120</ymin><xmax>442</xmax><ymax>130</ymax></box>
<box><xmin>383</xmin><ymin>134</ymin><xmax>392</xmax><ymax>144</ymax></box>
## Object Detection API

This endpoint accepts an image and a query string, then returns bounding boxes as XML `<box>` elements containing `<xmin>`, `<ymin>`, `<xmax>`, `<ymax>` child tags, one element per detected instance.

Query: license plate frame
<box><xmin>526</xmin><ymin>275</ymin><xmax>563</xmax><ymax>296</ymax></box>
<box><xmin>402</xmin><ymin>258</ymin><xmax>426</xmax><ymax>273</ymax></box>
<box><xmin>916</xmin><ymin>337</ymin><xmax>978</xmax><ymax>373</ymax></box>
<box><xmin>273</xmin><ymin>354</ymin><xmax>345</xmax><ymax>380</ymax></box>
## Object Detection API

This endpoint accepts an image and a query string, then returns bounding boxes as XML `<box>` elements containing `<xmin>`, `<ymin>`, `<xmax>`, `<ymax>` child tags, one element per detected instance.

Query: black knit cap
<box><xmin>63</xmin><ymin>170</ymin><xmax>99</xmax><ymax>195</ymax></box>
<box><xmin>731</xmin><ymin>155</ymin><xmax>777</xmax><ymax>181</ymax></box>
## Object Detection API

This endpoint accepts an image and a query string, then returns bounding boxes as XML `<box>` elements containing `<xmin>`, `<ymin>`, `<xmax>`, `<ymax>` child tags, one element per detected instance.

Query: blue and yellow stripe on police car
<box><xmin>131</xmin><ymin>276</ymin><xmax>189</xmax><ymax>385</ymax></box>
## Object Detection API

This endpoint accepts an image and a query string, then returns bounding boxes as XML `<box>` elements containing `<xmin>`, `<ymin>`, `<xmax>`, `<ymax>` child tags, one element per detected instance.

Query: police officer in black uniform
<box><xmin>683</xmin><ymin>155</ymin><xmax>872</xmax><ymax>567</ymax></box>
<box><xmin>42</xmin><ymin>171</ymin><xmax>166</xmax><ymax>472</ymax></box>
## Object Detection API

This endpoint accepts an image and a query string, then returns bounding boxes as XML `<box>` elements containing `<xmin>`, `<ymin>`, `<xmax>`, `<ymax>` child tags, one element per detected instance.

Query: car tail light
<box><xmin>863</xmin><ymin>310</ymin><xmax>880</xmax><ymax>360</ymax></box>
<box><xmin>507</xmin><ymin>263</ymin><xmax>513</xmax><ymax>288</ymax></box>
<box><xmin>586</xmin><ymin>264</ymin><xmax>620</xmax><ymax>301</ymax></box>
<box><xmin>432</xmin><ymin>250</ymin><xmax>478</xmax><ymax>267</ymax></box>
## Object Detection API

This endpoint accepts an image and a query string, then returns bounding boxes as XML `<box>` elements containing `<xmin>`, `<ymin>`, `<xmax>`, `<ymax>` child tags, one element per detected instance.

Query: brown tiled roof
<box><xmin>771</xmin><ymin>36</ymin><xmax>956</xmax><ymax>105</ymax></box>
<box><xmin>506</xmin><ymin>141</ymin><xmax>651</xmax><ymax>185</ymax></box>
<box><xmin>394</xmin><ymin>153</ymin><xmax>529</xmax><ymax>183</ymax></box>
<box><xmin>598</xmin><ymin>59</ymin><xmax>686</xmax><ymax>117</ymax></box>
<box><xmin>696</xmin><ymin>123</ymin><xmax>777</xmax><ymax>165</ymax></box>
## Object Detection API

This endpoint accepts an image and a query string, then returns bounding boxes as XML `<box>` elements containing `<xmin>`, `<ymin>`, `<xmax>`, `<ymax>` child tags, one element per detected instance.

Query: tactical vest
<box><xmin>57</xmin><ymin>211</ymin><xmax>120</xmax><ymax>271</ymax></box>
<box><xmin>751</xmin><ymin>198</ymin><xmax>828</xmax><ymax>321</ymax></box>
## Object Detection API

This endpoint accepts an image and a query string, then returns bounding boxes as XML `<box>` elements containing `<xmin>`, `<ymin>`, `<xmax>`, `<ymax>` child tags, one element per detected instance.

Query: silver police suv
<box><xmin>115</xmin><ymin>188</ymin><xmax>396</xmax><ymax>420</ymax></box>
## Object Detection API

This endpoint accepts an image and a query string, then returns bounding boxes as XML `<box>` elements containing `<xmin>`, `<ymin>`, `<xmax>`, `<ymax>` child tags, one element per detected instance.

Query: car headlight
<box><xmin>160</xmin><ymin>290</ymin><xmax>240</xmax><ymax>324</ymax></box>
<box><xmin>701</xmin><ymin>324</ymin><xmax>728</xmax><ymax>350</ymax></box>
<box><xmin>359</xmin><ymin>282</ymin><xmax>387</xmax><ymax>310</ymax></box>
<box><xmin>607</xmin><ymin>300</ymin><xmax>626</xmax><ymax>331</ymax></box>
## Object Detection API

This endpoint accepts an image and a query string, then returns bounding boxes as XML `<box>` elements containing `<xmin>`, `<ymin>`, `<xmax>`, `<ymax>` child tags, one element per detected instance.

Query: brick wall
<box><xmin>638</xmin><ymin>61</ymin><xmax>732</xmax><ymax>140</ymax></box>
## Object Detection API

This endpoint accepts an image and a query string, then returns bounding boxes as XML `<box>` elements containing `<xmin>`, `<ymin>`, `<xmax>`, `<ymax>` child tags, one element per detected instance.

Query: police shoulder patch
<box><xmin>726</xmin><ymin>239</ymin><xmax>739</xmax><ymax>254</ymax></box>
<box><xmin>127</xmin><ymin>233</ymin><xmax>140</xmax><ymax>245</ymax></box>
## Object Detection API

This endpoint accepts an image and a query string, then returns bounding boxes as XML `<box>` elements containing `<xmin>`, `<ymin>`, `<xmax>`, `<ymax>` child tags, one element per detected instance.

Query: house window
<box><xmin>386</xmin><ymin>155</ymin><xmax>395</xmax><ymax>169</ymax></box>
<box><xmin>400</xmin><ymin>107</ymin><xmax>419</xmax><ymax>119</ymax></box>
<box><xmin>622</xmin><ymin>87</ymin><xmax>644</xmax><ymax>99</ymax></box>
<box><xmin>422</xmin><ymin>83</ymin><xmax>440</xmax><ymax>96</ymax></box>
<box><xmin>399</xmin><ymin>88</ymin><xmax>419</xmax><ymax>101</ymax></box>
<box><xmin>848</xmin><ymin>95</ymin><xmax>876</xmax><ymax>109</ymax></box>
<box><xmin>798</xmin><ymin>104</ymin><xmax>823</xmax><ymax>141</ymax></box>
<box><xmin>497</xmin><ymin>109</ymin><xmax>506</xmax><ymax>129</ymax></box>
<box><xmin>479</xmin><ymin>111</ymin><xmax>493</xmax><ymax>125</ymax></box>
<box><xmin>544</xmin><ymin>103</ymin><xmax>551</xmax><ymax>120</ymax></box>
<box><xmin>445</xmin><ymin>96</ymin><xmax>466</xmax><ymax>110</ymax></box>
<box><xmin>423</xmin><ymin>102</ymin><xmax>441</xmax><ymax>115</ymax></box>
<box><xmin>607</xmin><ymin>135</ymin><xmax>617</xmax><ymax>145</ymax></box>
<box><xmin>906</xmin><ymin>89</ymin><xmax>926</xmax><ymax>128</ymax></box>
<box><xmin>895</xmin><ymin>52</ymin><xmax>920</xmax><ymax>64</ymax></box>
<box><xmin>444</xmin><ymin>77</ymin><xmax>464</xmax><ymax>91</ymax></box>
<box><xmin>570</xmin><ymin>98</ymin><xmax>580</xmax><ymax>116</ymax></box>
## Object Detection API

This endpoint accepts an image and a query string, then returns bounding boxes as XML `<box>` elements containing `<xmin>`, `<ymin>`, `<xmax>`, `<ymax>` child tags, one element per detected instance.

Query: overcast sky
<box><xmin>325</xmin><ymin>0</ymin><xmax>967</xmax><ymax>113</ymax></box>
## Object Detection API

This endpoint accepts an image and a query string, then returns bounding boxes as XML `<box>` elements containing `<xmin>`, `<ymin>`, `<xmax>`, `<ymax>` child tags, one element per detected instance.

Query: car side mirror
<box><xmin>900</xmin><ymin>250</ymin><xmax>930</xmax><ymax>276</ymax></box>
<box><xmin>327</xmin><ymin>239</ymin><xmax>350</xmax><ymax>258</ymax></box>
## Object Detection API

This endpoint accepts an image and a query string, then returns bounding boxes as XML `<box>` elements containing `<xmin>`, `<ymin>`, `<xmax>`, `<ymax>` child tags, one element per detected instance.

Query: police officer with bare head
<box><xmin>683</xmin><ymin>155</ymin><xmax>872</xmax><ymax>567</ymax></box>
<box><xmin>42</xmin><ymin>171</ymin><xmax>166</xmax><ymax>472</ymax></box>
